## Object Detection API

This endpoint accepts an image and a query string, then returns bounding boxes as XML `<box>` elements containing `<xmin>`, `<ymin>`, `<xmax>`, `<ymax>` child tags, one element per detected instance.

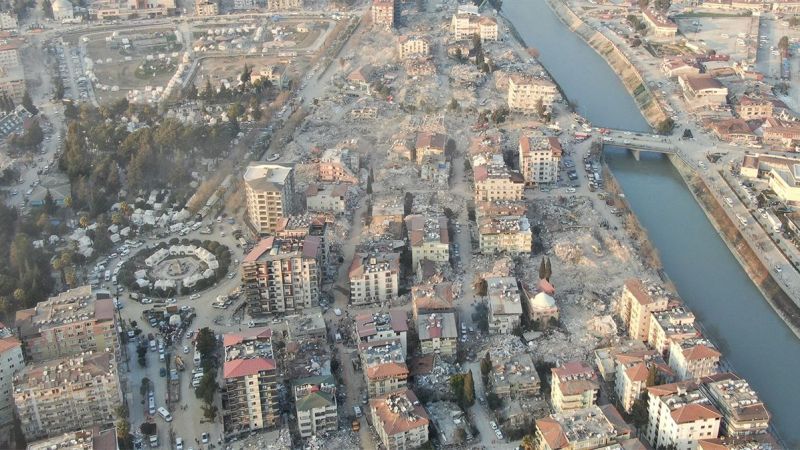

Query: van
<box><xmin>148</xmin><ymin>394</ymin><xmax>156</xmax><ymax>414</ymax></box>
<box><xmin>193</xmin><ymin>350</ymin><xmax>201</xmax><ymax>365</ymax></box>
<box><xmin>353</xmin><ymin>406</ymin><xmax>362</xmax><ymax>417</ymax></box>
<box><xmin>157</xmin><ymin>407</ymin><xmax>172</xmax><ymax>422</ymax></box>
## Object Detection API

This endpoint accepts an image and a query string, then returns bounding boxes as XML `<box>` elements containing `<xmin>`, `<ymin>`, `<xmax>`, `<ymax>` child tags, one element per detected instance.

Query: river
<box><xmin>501</xmin><ymin>0</ymin><xmax>798</xmax><ymax>445</ymax></box>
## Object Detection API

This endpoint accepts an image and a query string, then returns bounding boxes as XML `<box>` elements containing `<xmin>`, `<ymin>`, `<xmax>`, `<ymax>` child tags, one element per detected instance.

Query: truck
<box><xmin>766</xmin><ymin>211</ymin><xmax>783</xmax><ymax>232</ymax></box>
<box><xmin>351</xmin><ymin>419</ymin><xmax>360</xmax><ymax>432</ymax></box>
<box><xmin>174</xmin><ymin>355</ymin><xmax>185</xmax><ymax>371</ymax></box>
<box><xmin>169</xmin><ymin>369</ymin><xmax>181</xmax><ymax>403</ymax></box>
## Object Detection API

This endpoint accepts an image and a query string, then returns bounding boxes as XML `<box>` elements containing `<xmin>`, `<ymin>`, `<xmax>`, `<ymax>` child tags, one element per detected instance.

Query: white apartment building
<box><xmin>551</xmin><ymin>361</ymin><xmax>599</xmax><ymax>413</ymax></box>
<box><xmin>0</xmin><ymin>327</ymin><xmax>23</xmax><ymax>428</ymax></box>
<box><xmin>369</xmin><ymin>389</ymin><xmax>430</xmax><ymax>450</ymax></box>
<box><xmin>397</xmin><ymin>36</ymin><xmax>430</xmax><ymax>59</ymax></box>
<box><xmin>349</xmin><ymin>253</ymin><xmax>400</xmax><ymax>305</ymax></box>
<box><xmin>355</xmin><ymin>310</ymin><xmax>409</xmax><ymax>357</ymax></box>
<box><xmin>268</xmin><ymin>0</ymin><xmax>302</xmax><ymax>10</ymax></box>
<box><xmin>0</xmin><ymin>41</ymin><xmax>22</xmax><ymax>69</ymax></box>
<box><xmin>473</xmin><ymin>154</ymin><xmax>525</xmax><ymax>201</ymax></box>
<box><xmin>507</xmin><ymin>74</ymin><xmax>558</xmax><ymax>112</ymax></box>
<box><xmin>450</xmin><ymin>6</ymin><xmax>498</xmax><ymax>42</ymax></box>
<box><xmin>476</xmin><ymin>201</ymin><xmax>532</xmax><ymax>254</ymax></box>
<box><xmin>232</xmin><ymin>0</ymin><xmax>255</xmax><ymax>9</ymax></box>
<box><xmin>359</xmin><ymin>339</ymin><xmax>408</xmax><ymax>396</ymax></box>
<box><xmin>0</xmin><ymin>12</ymin><xmax>17</xmax><ymax>30</ymax></box>
<box><xmin>195</xmin><ymin>1</ymin><xmax>219</xmax><ymax>15</ymax></box>
<box><xmin>241</xmin><ymin>236</ymin><xmax>321</xmax><ymax>315</ymax></box>
<box><xmin>518</xmin><ymin>133</ymin><xmax>562</xmax><ymax>185</ymax></box>
<box><xmin>646</xmin><ymin>382</ymin><xmax>722</xmax><ymax>450</ymax></box>
<box><xmin>305</xmin><ymin>183</ymin><xmax>348</xmax><ymax>214</ymax></box>
<box><xmin>223</xmin><ymin>358</ymin><xmax>279</xmax><ymax>432</ymax></box>
<box><xmin>244</xmin><ymin>163</ymin><xmax>296</xmax><ymax>235</ymax></box>
<box><xmin>703</xmin><ymin>374</ymin><xmax>770</xmax><ymax>437</ymax></box>
<box><xmin>486</xmin><ymin>276</ymin><xmax>523</xmax><ymax>334</ymax></box>
<box><xmin>416</xmin><ymin>312</ymin><xmax>457</xmax><ymax>356</ymax></box>
<box><xmin>648</xmin><ymin>306</ymin><xmax>698</xmax><ymax>354</ymax></box>
<box><xmin>294</xmin><ymin>375</ymin><xmax>337</xmax><ymax>438</ymax></box>
<box><xmin>668</xmin><ymin>338</ymin><xmax>721</xmax><ymax>380</ymax></box>
<box><xmin>405</xmin><ymin>214</ymin><xmax>449</xmax><ymax>268</ymax></box>
<box><xmin>13</xmin><ymin>352</ymin><xmax>123</xmax><ymax>441</ymax></box>
<box><xmin>617</xmin><ymin>279</ymin><xmax>670</xmax><ymax>342</ymax></box>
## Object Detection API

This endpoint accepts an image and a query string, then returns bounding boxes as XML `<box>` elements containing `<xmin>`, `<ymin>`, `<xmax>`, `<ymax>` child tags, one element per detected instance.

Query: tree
<box><xmin>539</xmin><ymin>258</ymin><xmax>547</xmax><ymax>280</ymax></box>
<box><xmin>42</xmin><ymin>0</ymin><xmax>53</xmax><ymax>19</ymax></box>
<box><xmin>240</xmin><ymin>63</ymin><xmax>252</xmax><ymax>85</ymax></box>
<box><xmin>535</xmin><ymin>97</ymin><xmax>545</xmax><ymax>117</ymax></box>
<box><xmin>448</xmin><ymin>98</ymin><xmax>459</xmax><ymax>111</ymax></box>
<box><xmin>656</xmin><ymin>118</ymin><xmax>675</xmax><ymax>135</ymax></box>
<box><xmin>115</xmin><ymin>404</ymin><xmax>131</xmax><ymax>450</ymax></box>
<box><xmin>195</xmin><ymin>327</ymin><xmax>217</xmax><ymax>368</ymax></box>
<box><xmin>480</xmin><ymin>352</ymin><xmax>492</xmax><ymax>381</ymax></box>
<box><xmin>544</xmin><ymin>257</ymin><xmax>552</xmax><ymax>280</ymax></box>
<box><xmin>43</xmin><ymin>189</ymin><xmax>56</xmax><ymax>215</ymax></box>
<box><xmin>486</xmin><ymin>392</ymin><xmax>503</xmax><ymax>410</ymax></box>
<box><xmin>778</xmin><ymin>35</ymin><xmax>790</xmax><ymax>55</ymax></box>
<box><xmin>521</xmin><ymin>434</ymin><xmax>537</xmax><ymax>450</ymax></box>
<box><xmin>21</xmin><ymin>91</ymin><xmax>37</xmax><ymax>115</ymax></box>
<box><xmin>463</xmin><ymin>370</ymin><xmax>475</xmax><ymax>407</ymax></box>
<box><xmin>139</xmin><ymin>377</ymin><xmax>151</xmax><ymax>397</ymax></box>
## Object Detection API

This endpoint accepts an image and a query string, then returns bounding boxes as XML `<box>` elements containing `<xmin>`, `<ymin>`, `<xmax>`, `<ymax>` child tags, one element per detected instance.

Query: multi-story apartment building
<box><xmin>411</xmin><ymin>280</ymin><xmax>455</xmax><ymax>320</ymax></box>
<box><xmin>13</xmin><ymin>352</ymin><xmax>122</xmax><ymax>441</ymax></box>
<box><xmin>274</xmin><ymin>213</ymin><xmax>332</xmax><ymax>266</ymax></box>
<box><xmin>698</xmin><ymin>434</ymin><xmax>780</xmax><ymax>450</ymax></box>
<box><xmin>348</xmin><ymin>253</ymin><xmax>400</xmax><ymax>305</ymax></box>
<box><xmin>416</xmin><ymin>312</ymin><xmax>457</xmax><ymax>356</ymax></box>
<box><xmin>473</xmin><ymin>155</ymin><xmax>525</xmax><ymax>201</ymax></box>
<box><xmin>668</xmin><ymin>338</ymin><xmax>721</xmax><ymax>380</ymax></box>
<box><xmin>490</xmin><ymin>353</ymin><xmax>540</xmax><ymax>398</ymax></box>
<box><xmin>0</xmin><ymin>326</ymin><xmax>23</xmax><ymax>429</ymax></box>
<box><xmin>405</xmin><ymin>214</ymin><xmax>449</xmax><ymax>268</ymax></box>
<box><xmin>519</xmin><ymin>133</ymin><xmax>562</xmax><ymax>185</ymax></box>
<box><xmin>305</xmin><ymin>183</ymin><xmax>348</xmax><ymax>214</ymax></box>
<box><xmin>678</xmin><ymin>75</ymin><xmax>728</xmax><ymax>108</ymax></box>
<box><xmin>359</xmin><ymin>339</ymin><xmax>408</xmax><ymax>397</ymax></box>
<box><xmin>617</xmin><ymin>279</ymin><xmax>670</xmax><ymax>342</ymax></box>
<box><xmin>319</xmin><ymin>147</ymin><xmax>359</xmax><ymax>184</ymax></box>
<box><xmin>535</xmin><ymin>405</ymin><xmax>634</xmax><ymax>450</ymax></box>
<box><xmin>355</xmin><ymin>310</ymin><xmax>408</xmax><ymax>356</ymax></box>
<box><xmin>642</xmin><ymin>8</ymin><xmax>678</xmax><ymax>39</ymax></box>
<box><xmin>414</xmin><ymin>132</ymin><xmax>446</xmax><ymax>164</ymax></box>
<box><xmin>646</xmin><ymin>381</ymin><xmax>722</xmax><ymax>450</ymax></box>
<box><xmin>397</xmin><ymin>36</ymin><xmax>430</xmax><ymax>59</ymax></box>
<box><xmin>195</xmin><ymin>1</ymin><xmax>219</xmax><ymax>15</ymax></box>
<box><xmin>26</xmin><ymin>426</ymin><xmax>118</xmax><ymax>450</ymax></box>
<box><xmin>232</xmin><ymin>0</ymin><xmax>254</xmax><ymax>9</ymax></box>
<box><xmin>450</xmin><ymin>5</ymin><xmax>498</xmax><ymax>42</ymax></box>
<box><xmin>735</xmin><ymin>96</ymin><xmax>774</xmax><ymax>120</ymax></box>
<box><xmin>703</xmin><ymin>374</ymin><xmax>770</xmax><ymax>438</ymax></box>
<box><xmin>593</xmin><ymin>341</ymin><xmax>651</xmax><ymax>381</ymax></box>
<box><xmin>223</xmin><ymin>357</ymin><xmax>279</xmax><ymax>432</ymax></box>
<box><xmin>372</xmin><ymin>0</ymin><xmax>396</xmax><ymax>28</ymax></box>
<box><xmin>369</xmin><ymin>389</ymin><xmax>430</xmax><ymax>450</ymax></box>
<box><xmin>476</xmin><ymin>201</ymin><xmax>532</xmax><ymax>254</ymax></box>
<box><xmin>0</xmin><ymin>64</ymin><xmax>25</xmax><ymax>102</ymax></box>
<box><xmin>15</xmin><ymin>286</ymin><xmax>118</xmax><ymax>363</ymax></box>
<box><xmin>242</xmin><ymin>236</ymin><xmax>321</xmax><ymax>315</ymax></box>
<box><xmin>486</xmin><ymin>276</ymin><xmax>523</xmax><ymax>334</ymax></box>
<box><xmin>551</xmin><ymin>361</ymin><xmax>599</xmax><ymax>413</ymax></box>
<box><xmin>507</xmin><ymin>74</ymin><xmax>558</xmax><ymax>112</ymax></box>
<box><xmin>648</xmin><ymin>305</ymin><xmax>698</xmax><ymax>355</ymax></box>
<box><xmin>268</xmin><ymin>0</ymin><xmax>302</xmax><ymax>10</ymax></box>
<box><xmin>0</xmin><ymin>40</ymin><xmax>22</xmax><ymax>69</ymax></box>
<box><xmin>243</xmin><ymin>163</ymin><xmax>296</xmax><ymax>235</ymax></box>
<box><xmin>0</xmin><ymin>12</ymin><xmax>17</xmax><ymax>30</ymax></box>
<box><xmin>294</xmin><ymin>374</ymin><xmax>337</xmax><ymax>438</ymax></box>
<box><xmin>614</xmin><ymin>352</ymin><xmax>672</xmax><ymax>413</ymax></box>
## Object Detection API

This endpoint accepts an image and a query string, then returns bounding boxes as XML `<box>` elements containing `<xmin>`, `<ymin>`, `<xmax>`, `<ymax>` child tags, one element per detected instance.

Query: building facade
<box><xmin>242</xmin><ymin>236</ymin><xmax>321</xmax><ymax>315</ymax></box>
<box><xmin>0</xmin><ymin>327</ymin><xmax>23</xmax><ymax>428</ymax></box>
<box><xmin>223</xmin><ymin>357</ymin><xmax>279</xmax><ymax>433</ymax></box>
<box><xmin>486</xmin><ymin>276</ymin><xmax>523</xmax><ymax>334</ymax></box>
<box><xmin>473</xmin><ymin>155</ymin><xmax>525</xmax><ymax>202</ymax></box>
<box><xmin>294</xmin><ymin>375</ymin><xmax>337</xmax><ymax>438</ymax></box>
<box><xmin>703</xmin><ymin>374</ymin><xmax>770</xmax><ymax>437</ymax></box>
<box><xmin>476</xmin><ymin>201</ymin><xmax>532</xmax><ymax>254</ymax></box>
<box><xmin>15</xmin><ymin>286</ymin><xmax>118</xmax><ymax>363</ymax></box>
<box><xmin>507</xmin><ymin>75</ymin><xmax>558</xmax><ymax>112</ymax></box>
<box><xmin>646</xmin><ymin>382</ymin><xmax>722</xmax><ymax>450</ymax></box>
<box><xmin>519</xmin><ymin>133</ymin><xmax>562</xmax><ymax>185</ymax></box>
<box><xmin>405</xmin><ymin>214</ymin><xmax>449</xmax><ymax>268</ymax></box>
<box><xmin>397</xmin><ymin>36</ymin><xmax>430</xmax><ymax>59</ymax></box>
<box><xmin>617</xmin><ymin>279</ymin><xmax>670</xmax><ymax>342</ymax></box>
<box><xmin>416</xmin><ymin>312</ymin><xmax>457</xmax><ymax>356</ymax></box>
<box><xmin>244</xmin><ymin>163</ymin><xmax>296</xmax><ymax>236</ymax></box>
<box><xmin>551</xmin><ymin>361</ymin><xmax>599</xmax><ymax>413</ymax></box>
<box><xmin>195</xmin><ymin>1</ymin><xmax>219</xmax><ymax>15</ymax></box>
<box><xmin>668</xmin><ymin>338</ymin><xmax>721</xmax><ymax>380</ymax></box>
<box><xmin>13</xmin><ymin>352</ymin><xmax>123</xmax><ymax>441</ymax></box>
<box><xmin>369</xmin><ymin>389</ymin><xmax>430</xmax><ymax>450</ymax></box>
<box><xmin>450</xmin><ymin>7</ymin><xmax>498</xmax><ymax>42</ymax></box>
<box><xmin>348</xmin><ymin>253</ymin><xmax>400</xmax><ymax>305</ymax></box>
<box><xmin>372</xmin><ymin>0</ymin><xmax>396</xmax><ymax>28</ymax></box>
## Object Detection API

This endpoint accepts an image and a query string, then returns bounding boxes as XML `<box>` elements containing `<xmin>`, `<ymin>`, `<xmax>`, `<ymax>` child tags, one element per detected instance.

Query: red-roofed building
<box><xmin>551</xmin><ymin>361</ymin><xmax>599</xmax><ymax>412</ymax></box>
<box><xmin>646</xmin><ymin>381</ymin><xmax>721</xmax><ymax>450</ymax></box>
<box><xmin>535</xmin><ymin>405</ymin><xmax>633</xmax><ymax>450</ymax></box>
<box><xmin>615</xmin><ymin>351</ymin><xmax>673</xmax><ymax>413</ymax></box>
<box><xmin>241</xmin><ymin>236</ymin><xmax>321</xmax><ymax>315</ymax></box>
<box><xmin>223</xmin><ymin>357</ymin><xmax>279</xmax><ymax>432</ymax></box>
<box><xmin>617</xmin><ymin>279</ymin><xmax>670</xmax><ymax>342</ymax></box>
<box><xmin>369</xmin><ymin>389</ymin><xmax>429</xmax><ymax>450</ymax></box>
<box><xmin>416</xmin><ymin>311</ymin><xmax>457</xmax><ymax>356</ymax></box>
<box><xmin>355</xmin><ymin>310</ymin><xmax>409</xmax><ymax>356</ymax></box>
<box><xmin>349</xmin><ymin>253</ymin><xmax>400</xmax><ymax>305</ymax></box>
<box><xmin>669</xmin><ymin>338</ymin><xmax>721</xmax><ymax>380</ymax></box>
<box><xmin>474</xmin><ymin>154</ymin><xmax>525</xmax><ymax>202</ymax></box>
<box><xmin>405</xmin><ymin>214</ymin><xmax>449</xmax><ymax>268</ymax></box>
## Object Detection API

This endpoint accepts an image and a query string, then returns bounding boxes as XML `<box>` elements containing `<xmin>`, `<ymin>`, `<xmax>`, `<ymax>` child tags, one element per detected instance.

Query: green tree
<box><xmin>195</xmin><ymin>327</ymin><xmax>217</xmax><ymax>368</ymax></box>
<box><xmin>21</xmin><ymin>91</ymin><xmax>37</xmax><ymax>115</ymax></box>
<box><xmin>656</xmin><ymin>118</ymin><xmax>675</xmax><ymax>135</ymax></box>
<box><xmin>42</xmin><ymin>0</ymin><xmax>53</xmax><ymax>19</ymax></box>
<box><xmin>480</xmin><ymin>352</ymin><xmax>492</xmax><ymax>381</ymax></box>
<box><xmin>463</xmin><ymin>370</ymin><xmax>475</xmax><ymax>407</ymax></box>
<box><xmin>448</xmin><ymin>98</ymin><xmax>459</xmax><ymax>111</ymax></box>
<box><xmin>778</xmin><ymin>35</ymin><xmax>790</xmax><ymax>54</ymax></box>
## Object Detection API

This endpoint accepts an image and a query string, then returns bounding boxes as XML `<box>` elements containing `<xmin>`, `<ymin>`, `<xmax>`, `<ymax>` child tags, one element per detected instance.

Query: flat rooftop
<box><xmin>243</xmin><ymin>163</ymin><xmax>293</xmax><ymax>190</ymax></box>
<box><xmin>223</xmin><ymin>327</ymin><xmax>274</xmax><ymax>362</ymax></box>
<box><xmin>487</xmin><ymin>276</ymin><xmax>523</xmax><ymax>315</ymax></box>
<box><xmin>16</xmin><ymin>286</ymin><xmax>114</xmax><ymax>336</ymax></box>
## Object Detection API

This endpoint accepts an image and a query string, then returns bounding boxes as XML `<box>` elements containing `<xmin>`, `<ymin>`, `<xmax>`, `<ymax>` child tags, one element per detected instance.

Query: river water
<box><xmin>501</xmin><ymin>0</ymin><xmax>798</xmax><ymax>445</ymax></box>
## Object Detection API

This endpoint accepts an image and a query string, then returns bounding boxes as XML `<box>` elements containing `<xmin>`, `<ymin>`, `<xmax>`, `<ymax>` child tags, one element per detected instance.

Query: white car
<box><xmin>190</xmin><ymin>293</ymin><xmax>201</xmax><ymax>300</ymax></box>
<box><xmin>183</xmin><ymin>345</ymin><xmax>190</xmax><ymax>354</ymax></box>
<box><xmin>175</xmin><ymin>437</ymin><xmax>184</xmax><ymax>450</ymax></box>
<box><xmin>490</xmin><ymin>421</ymin><xmax>498</xmax><ymax>430</ymax></box>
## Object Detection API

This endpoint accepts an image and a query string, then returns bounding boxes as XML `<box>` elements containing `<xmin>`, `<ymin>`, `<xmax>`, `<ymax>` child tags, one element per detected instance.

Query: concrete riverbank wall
<box><xmin>544</xmin><ymin>0</ymin><xmax>669</xmax><ymax>129</ymax></box>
